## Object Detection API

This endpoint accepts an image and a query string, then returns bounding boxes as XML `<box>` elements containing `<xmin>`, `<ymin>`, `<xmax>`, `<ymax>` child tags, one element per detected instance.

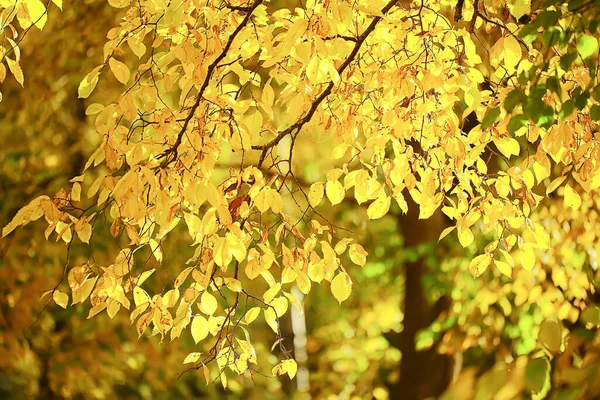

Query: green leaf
<box><xmin>536</xmin><ymin>10</ymin><xmax>560</xmax><ymax>28</ymax></box>
<box><xmin>593</xmin><ymin>86</ymin><xmax>600</xmax><ymax>102</ymax></box>
<box><xmin>525</xmin><ymin>357</ymin><xmax>551</xmax><ymax>398</ymax></box>
<box><xmin>542</xmin><ymin>27</ymin><xmax>561</xmax><ymax>47</ymax></box>
<box><xmin>581</xmin><ymin>306</ymin><xmax>600</xmax><ymax>327</ymax></box>
<box><xmin>568</xmin><ymin>0</ymin><xmax>585</xmax><ymax>12</ymax></box>
<box><xmin>577</xmin><ymin>34</ymin><xmax>598</xmax><ymax>60</ymax></box>
<box><xmin>590</xmin><ymin>105</ymin><xmax>600</xmax><ymax>121</ymax></box>
<box><xmin>560</xmin><ymin>53</ymin><xmax>577</xmax><ymax>70</ymax></box>
<box><xmin>504</xmin><ymin>89</ymin><xmax>525</xmax><ymax>113</ymax></box>
<box><xmin>559</xmin><ymin>100</ymin><xmax>575</xmax><ymax>119</ymax></box>
<box><xmin>507</xmin><ymin>114</ymin><xmax>527</xmax><ymax>134</ymax></box>
<box><xmin>590</xmin><ymin>19</ymin><xmax>599</xmax><ymax>34</ymax></box>
<box><xmin>519</xmin><ymin>23</ymin><xmax>539</xmax><ymax>42</ymax></box>
<box><xmin>536</xmin><ymin>106</ymin><xmax>555</xmax><ymax>127</ymax></box>
<box><xmin>546</xmin><ymin>76</ymin><xmax>560</xmax><ymax>94</ymax></box>
<box><xmin>574</xmin><ymin>90</ymin><xmax>590</xmax><ymax>110</ymax></box>
<box><xmin>481</xmin><ymin>107</ymin><xmax>501</xmax><ymax>129</ymax></box>
<box><xmin>538</xmin><ymin>319</ymin><xmax>562</xmax><ymax>354</ymax></box>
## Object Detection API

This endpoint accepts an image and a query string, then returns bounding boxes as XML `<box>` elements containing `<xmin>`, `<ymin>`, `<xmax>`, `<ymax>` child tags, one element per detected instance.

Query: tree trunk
<box><xmin>392</xmin><ymin>203</ymin><xmax>452</xmax><ymax>399</ymax></box>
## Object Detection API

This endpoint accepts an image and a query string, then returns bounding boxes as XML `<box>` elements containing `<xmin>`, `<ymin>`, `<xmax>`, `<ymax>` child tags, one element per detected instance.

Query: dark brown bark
<box><xmin>392</xmin><ymin>202</ymin><xmax>452</xmax><ymax>399</ymax></box>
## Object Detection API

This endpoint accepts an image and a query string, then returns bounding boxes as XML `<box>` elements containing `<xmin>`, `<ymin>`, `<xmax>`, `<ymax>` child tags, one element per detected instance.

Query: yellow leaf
<box><xmin>269</xmin><ymin>191</ymin><xmax>283</xmax><ymax>214</ymax></box>
<box><xmin>244</xmin><ymin>107</ymin><xmax>263</xmax><ymax>137</ymax></box>
<box><xmin>457</xmin><ymin>225</ymin><xmax>474</xmax><ymax>247</ymax></box>
<box><xmin>463</xmin><ymin>33</ymin><xmax>482</xmax><ymax>66</ymax></box>
<box><xmin>508</xmin><ymin>0</ymin><xmax>530</xmax><ymax>20</ymax></box>
<box><xmin>283</xmin><ymin>359</ymin><xmax>298</xmax><ymax>379</ymax></box>
<box><xmin>367</xmin><ymin>193</ymin><xmax>391</xmax><ymax>220</ymax></box>
<box><xmin>521</xmin><ymin>245</ymin><xmax>536</xmax><ymax>271</ymax></box>
<box><xmin>296</xmin><ymin>271</ymin><xmax>311</xmax><ymax>294</ymax></box>
<box><xmin>71</xmin><ymin>183</ymin><xmax>81</xmax><ymax>202</ymax></box>
<box><xmin>149</xmin><ymin>239</ymin><xmax>163</xmax><ymax>263</ymax></box>
<box><xmin>306</xmin><ymin>56</ymin><xmax>328</xmax><ymax>84</ymax></box>
<box><xmin>563</xmin><ymin>184</ymin><xmax>581</xmax><ymax>210</ymax></box>
<box><xmin>2</xmin><ymin>195</ymin><xmax>47</xmax><ymax>237</ymax></box>
<box><xmin>109</xmin><ymin>57</ymin><xmax>130</xmax><ymax>84</ymax></box>
<box><xmin>531</xmin><ymin>222</ymin><xmax>550</xmax><ymax>249</ymax></box>
<box><xmin>78</xmin><ymin>68</ymin><xmax>100</xmax><ymax>98</ymax></box>
<box><xmin>331</xmin><ymin>272</ymin><xmax>352</xmax><ymax>304</ymax></box>
<box><xmin>308</xmin><ymin>182</ymin><xmax>324</xmax><ymax>208</ymax></box>
<box><xmin>133</xmin><ymin>286</ymin><xmax>151</xmax><ymax>307</ymax></box>
<box><xmin>162</xmin><ymin>289</ymin><xmax>180</xmax><ymax>308</ymax></box>
<box><xmin>263</xmin><ymin>283</ymin><xmax>281</xmax><ymax>303</ymax></box>
<box><xmin>200</xmin><ymin>291</ymin><xmax>217</xmax><ymax>315</ymax></box>
<box><xmin>522</xmin><ymin>170</ymin><xmax>535</xmax><ymax>189</ymax></box>
<box><xmin>261</xmin><ymin>80</ymin><xmax>275</xmax><ymax>107</ymax></box>
<box><xmin>75</xmin><ymin>220</ymin><xmax>92</xmax><ymax>244</ymax></box>
<box><xmin>503</xmin><ymin>35</ymin><xmax>522</xmax><ymax>72</ymax></box>
<box><xmin>533</xmin><ymin>160</ymin><xmax>550</xmax><ymax>183</ymax></box>
<box><xmin>191</xmin><ymin>315</ymin><xmax>209</xmax><ymax>343</ymax></box>
<box><xmin>53</xmin><ymin>290</ymin><xmax>69</xmax><ymax>308</ymax></box>
<box><xmin>137</xmin><ymin>269</ymin><xmax>156</xmax><ymax>286</ymax></box>
<box><xmin>108</xmin><ymin>0</ymin><xmax>131</xmax><ymax>9</ymax></box>
<box><xmin>72</xmin><ymin>277</ymin><xmax>97</xmax><ymax>304</ymax></box>
<box><xmin>107</xmin><ymin>300</ymin><xmax>120</xmax><ymax>318</ymax></box>
<box><xmin>495</xmin><ymin>260</ymin><xmax>512</xmax><ymax>278</ymax></box>
<box><xmin>308</xmin><ymin>260</ymin><xmax>324</xmax><ymax>283</ymax></box>
<box><xmin>272</xmin><ymin>297</ymin><xmax>288</xmax><ymax>317</ymax></box>
<box><xmin>538</xmin><ymin>319</ymin><xmax>562</xmax><ymax>354</ymax></box>
<box><xmin>272</xmin><ymin>362</ymin><xmax>285</xmax><ymax>377</ymax></box>
<box><xmin>494</xmin><ymin>137</ymin><xmax>520</xmax><ymax>158</ymax></box>
<box><xmin>6</xmin><ymin>58</ymin><xmax>24</xmax><ymax>86</ymax></box>
<box><xmin>265</xmin><ymin>307</ymin><xmax>278</xmax><ymax>332</ymax></box>
<box><xmin>224</xmin><ymin>277</ymin><xmax>242</xmax><ymax>292</ymax></box>
<box><xmin>546</xmin><ymin>176</ymin><xmax>566</xmax><ymax>195</ymax></box>
<box><xmin>438</xmin><ymin>226</ymin><xmax>455</xmax><ymax>241</ymax></box>
<box><xmin>183</xmin><ymin>352</ymin><xmax>202</xmax><ymax>364</ymax></box>
<box><xmin>52</xmin><ymin>0</ymin><xmax>63</xmax><ymax>10</ymax></box>
<box><xmin>348</xmin><ymin>244</ymin><xmax>367</xmax><ymax>267</ymax></box>
<box><xmin>469</xmin><ymin>254</ymin><xmax>491</xmax><ymax>277</ymax></box>
<box><xmin>25</xmin><ymin>0</ymin><xmax>48</xmax><ymax>29</ymax></box>
<box><xmin>255</xmin><ymin>188</ymin><xmax>281</xmax><ymax>213</ymax></box>
<box><xmin>203</xmin><ymin>364</ymin><xmax>211</xmax><ymax>384</ymax></box>
<box><xmin>245</xmin><ymin>307</ymin><xmax>261</xmax><ymax>324</ymax></box>
<box><xmin>325</xmin><ymin>180</ymin><xmax>345</xmax><ymax>205</ymax></box>
<box><xmin>332</xmin><ymin>143</ymin><xmax>348</xmax><ymax>160</ymax></box>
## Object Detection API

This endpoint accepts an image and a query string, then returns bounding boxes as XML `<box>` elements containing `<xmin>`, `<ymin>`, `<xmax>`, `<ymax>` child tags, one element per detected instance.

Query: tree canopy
<box><xmin>2</xmin><ymin>0</ymin><xmax>600</xmax><ymax>398</ymax></box>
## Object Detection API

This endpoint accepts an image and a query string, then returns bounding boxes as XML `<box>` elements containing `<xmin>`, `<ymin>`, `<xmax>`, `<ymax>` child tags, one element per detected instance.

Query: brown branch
<box><xmin>251</xmin><ymin>0</ymin><xmax>401</xmax><ymax>168</ymax></box>
<box><xmin>454</xmin><ymin>0</ymin><xmax>465</xmax><ymax>22</ymax></box>
<box><xmin>323</xmin><ymin>34</ymin><xmax>358</xmax><ymax>42</ymax></box>
<box><xmin>161</xmin><ymin>0</ymin><xmax>263</xmax><ymax>164</ymax></box>
<box><xmin>468</xmin><ymin>0</ymin><xmax>480</xmax><ymax>32</ymax></box>
<box><xmin>227</xmin><ymin>5</ymin><xmax>252</xmax><ymax>12</ymax></box>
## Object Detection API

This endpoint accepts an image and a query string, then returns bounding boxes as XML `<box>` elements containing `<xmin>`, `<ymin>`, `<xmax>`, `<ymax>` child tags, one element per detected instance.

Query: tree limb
<box><xmin>251</xmin><ymin>0</ymin><xmax>401</xmax><ymax>168</ymax></box>
<box><xmin>161</xmin><ymin>0</ymin><xmax>263</xmax><ymax>165</ymax></box>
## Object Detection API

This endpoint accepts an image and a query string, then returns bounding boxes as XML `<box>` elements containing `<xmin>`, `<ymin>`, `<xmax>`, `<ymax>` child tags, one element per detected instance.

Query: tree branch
<box><xmin>454</xmin><ymin>0</ymin><xmax>465</xmax><ymax>22</ymax></box>
<box><xmin>323</xmin><ymin>34</ymin><xmax>358</xmax><ymax>42</ymax></box>
<box><xmin>161</xmin><ymin>0</ymin><xmax>263</xmax><ymax>165</ymax></box>
<box><xmin>251</xmin><ymin>0</ymin><xmax>401</xmax><ymax>168</ymax></box>
<box><xmin>227</xmin><ymin>5</ymin><xmax>252</xmax><ymax>12</ymax></box>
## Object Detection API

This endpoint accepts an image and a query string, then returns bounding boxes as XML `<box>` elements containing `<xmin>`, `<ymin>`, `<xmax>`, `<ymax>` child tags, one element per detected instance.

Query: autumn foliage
<box><xmin>2</xmin><ymin>0</ymin><xmax>600</xmax><ymax>398</ymax></box>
